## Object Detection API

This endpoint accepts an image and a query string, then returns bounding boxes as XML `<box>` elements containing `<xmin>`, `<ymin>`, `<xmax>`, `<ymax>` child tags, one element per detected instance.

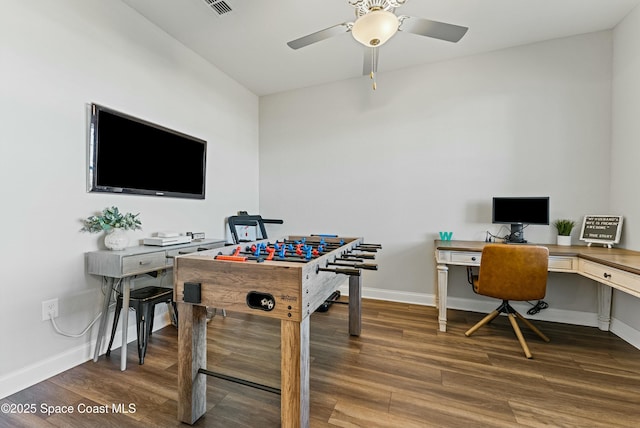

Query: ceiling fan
<box><xmin>287</xmin><ymin>0</ymin><xmax>469</xmax><ymax>89</ymax></box>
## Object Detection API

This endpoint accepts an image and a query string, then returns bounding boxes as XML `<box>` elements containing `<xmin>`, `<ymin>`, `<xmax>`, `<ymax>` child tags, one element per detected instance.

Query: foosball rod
<box><xmin>278</xmin><ymin>240</ymin><xmax>346</xmax><ymax>251</ymax></box>
<box><xmin>316</xmin><ymin>266</ymin><xmax>361</xmax><ymax>276</ymax></box>
<box><xmin>359</xmin><ymin>243</ymin><xmax>383</xmax><ymax>248</ymax></box>
<box><xmin>238</xmin><ymin>248</ymin><xmax>326</xmax><ymax>258</ymax></box>
<box><xmin>257</xmin><ymin>241</ymin><xmax>345</xmax><ymax>252</ymax></box>
<box><xmin>240</xmin><ymin>245</ymin><xmax>351</xmax><ymax>263</ymax></box>
<box><xmin>308</xmin><ymin>235</ymin><xmax>382</xmax><ymax>249</ymax></box>
<box><xmin>342</xmin><ymin>253</ymin><xmax>376</xmax><ymax>260</ymax></box>
<box><xmin>216</xmin><ymin>252</ymin><xmax>310</xmax><ymax>264</ymax></box>
<box><xmin>242</xmin><ymin>244</ymin><xmax>345</xmax><ymax>260</ymax></box>
<box><xmin>334</xmin><ymin>257</ymin><xmax>365</xmax><ymax>263</ymax></box>
<box><xmin>280</xmin><ymin>239</ymin><xmax>381</xmax><ymax>251</ymax></box>
<box><xmin>353</xmin><ymin>246</ymin><xmax>380</xmax><ymax>252</ymax></box>
<box><xmin>238</xmin><ymin>249</ymin><xmax>322</xmax><ymax>262</ymax></box>
<box><xmin>327</xmin><ymin>261</ymin><xmax>378</xmax><ymax>270</ymax></box>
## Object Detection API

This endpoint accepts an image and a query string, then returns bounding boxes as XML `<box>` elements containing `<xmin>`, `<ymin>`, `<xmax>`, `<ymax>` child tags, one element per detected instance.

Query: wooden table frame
<box><xmin>174</xmin><ymin>236</ymin><xmax>367</xmax><ymax>427</ymax></box>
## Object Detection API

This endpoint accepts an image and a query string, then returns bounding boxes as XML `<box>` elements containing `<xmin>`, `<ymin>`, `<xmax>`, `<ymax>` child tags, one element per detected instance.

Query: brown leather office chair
<box><xmin>464</xmin><ymin>244</ymin><xmax>550</xmax><ymax>358</ymax></box>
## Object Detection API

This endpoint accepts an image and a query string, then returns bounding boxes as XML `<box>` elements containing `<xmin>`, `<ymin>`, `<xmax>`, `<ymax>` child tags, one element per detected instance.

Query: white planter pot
<box><xmin>556</xmin><ymin>235</ymin><xmax>572</xmax><ymax>246</ymax></box>
<box><xmin>104</xmin><ymin>228</ymin><xmax>128</xmax><ymax>250</ymax></box>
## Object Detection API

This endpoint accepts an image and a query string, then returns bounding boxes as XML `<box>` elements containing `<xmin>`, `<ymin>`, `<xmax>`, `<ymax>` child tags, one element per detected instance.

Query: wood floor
<box><xmin>2</xmin><ymin>299</ymin><xmax>640</xmax><ymax>427</ymax></box>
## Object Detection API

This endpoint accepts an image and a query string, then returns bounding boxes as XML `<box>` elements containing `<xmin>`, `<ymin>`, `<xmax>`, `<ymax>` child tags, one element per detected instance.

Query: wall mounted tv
<box><xmin>492</xmin><ymin>196</ymin><xmax>550</xmax><ymax>243</ymax></box>
<box><xmin>87</xmin><ymin>103</ymin><xmax>206</xmax><ymax>199</ymax></box>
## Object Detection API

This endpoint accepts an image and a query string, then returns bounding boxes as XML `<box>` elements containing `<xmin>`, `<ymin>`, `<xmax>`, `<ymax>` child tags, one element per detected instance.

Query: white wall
<box><xmin>0</xmin><ymin>0</ymin><xmax>259</xmax><ymax>397</ymax></box>
<box><xmin>612</xmin><ymin>5</ymin><xmax>640</xmax><ymax>331</ymax></box>
<box><xmin>260</xmin><ymin>32</ymin><xmax>614</xmax><ymax>319</ymax></box>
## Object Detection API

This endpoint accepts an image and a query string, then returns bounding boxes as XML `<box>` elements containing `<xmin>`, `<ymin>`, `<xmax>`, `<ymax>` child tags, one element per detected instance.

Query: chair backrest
<box><xmin>476</xmin><ymin>244</ymin><xmax>549</xmax><ymax>301</ymax></box>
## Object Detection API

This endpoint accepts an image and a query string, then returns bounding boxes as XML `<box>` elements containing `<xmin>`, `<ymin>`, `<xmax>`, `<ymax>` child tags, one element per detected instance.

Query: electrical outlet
<box><xmin>42</xmin><ymin>298</ymin><xmax>59</xmax><ymax>321</ymax></box>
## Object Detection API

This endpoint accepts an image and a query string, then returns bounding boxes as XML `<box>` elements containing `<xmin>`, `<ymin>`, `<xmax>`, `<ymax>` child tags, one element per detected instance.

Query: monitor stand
<box><xmin>506</xmin><ymin>223</ymin><xmax>527</xmax><ymax>243</ymax></box>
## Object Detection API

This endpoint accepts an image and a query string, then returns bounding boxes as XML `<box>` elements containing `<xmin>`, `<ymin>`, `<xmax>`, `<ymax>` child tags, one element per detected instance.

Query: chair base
<box><xmin>464</xmin><ymin>300</ymin><xmax>550</xmax><ymax>359</ymax></box>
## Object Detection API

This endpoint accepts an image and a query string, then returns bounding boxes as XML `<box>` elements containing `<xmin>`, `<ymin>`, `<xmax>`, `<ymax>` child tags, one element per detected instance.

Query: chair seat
<box><xmin>106</xmin><ymin>286</ymin><xmax>174</xmax><ymax>365</ymax></box>
<box><xmin>129</xmin><ymin>286</ymin><xmax>173</xmax><ymax>302</ymax></box>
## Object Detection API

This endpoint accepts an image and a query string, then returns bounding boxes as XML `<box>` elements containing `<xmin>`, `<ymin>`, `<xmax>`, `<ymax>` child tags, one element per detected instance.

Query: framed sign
<box><xmin>579</xmin><ymin>215</ymin><xmax>623</xmax><ymax>247</ymax></box>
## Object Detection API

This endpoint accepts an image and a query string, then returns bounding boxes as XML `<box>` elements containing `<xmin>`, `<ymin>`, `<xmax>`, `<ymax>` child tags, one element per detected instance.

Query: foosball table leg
<box><xmin>280</xmin><ymin>317</ymin><xmax>310</xmax><ymax>428</ymax></box>
<box><xmin>177</xmin><ymin>302</ymin><xmax>207</xmax><ymax>425</ymax></box>
<box><xmin>349</xmin><ymin>274</ymin><xmax>362</xmax><ymax>336</ymax></box>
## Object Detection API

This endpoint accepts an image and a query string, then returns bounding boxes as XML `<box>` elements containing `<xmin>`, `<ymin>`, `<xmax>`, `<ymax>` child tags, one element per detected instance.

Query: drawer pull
<box><xmin>471</xmin><ymin>257</ymin><xmax>477</xmax><ymax>261</ymax></box>
<box><xmin>603</xmin><ymin>273</ymin><xmax>612</xmax><ymax>279</ymax></box>
<box><xmin>139</xmin><ymin>261</ymin><xmax>151</xmax><ymax>266</ymax></box>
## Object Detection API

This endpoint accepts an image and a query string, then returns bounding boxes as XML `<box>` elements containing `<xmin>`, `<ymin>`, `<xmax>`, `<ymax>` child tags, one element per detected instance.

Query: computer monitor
<box><xmin>492</xmin><ymin>197</ymin><xmax>550</xmax><ymax>243</ymax></box>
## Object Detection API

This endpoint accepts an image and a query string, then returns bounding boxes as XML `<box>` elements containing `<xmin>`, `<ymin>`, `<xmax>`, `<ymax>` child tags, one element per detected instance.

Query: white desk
<box><xmin>86</xmin><ymin>238</ymin><xmax>226</xmax><ymax>370</ymax></box>
<box><xmin>435</xmin><ymin>240</ymin><xmax>640</xmax><ymax>332</ymax></box>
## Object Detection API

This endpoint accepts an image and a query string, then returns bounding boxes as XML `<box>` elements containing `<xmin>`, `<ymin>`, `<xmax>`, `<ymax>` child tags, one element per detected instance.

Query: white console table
<box><xmin>86</xmin><ymin>238</ymin><xmax>226</xmax><ymax>370</ymax></box>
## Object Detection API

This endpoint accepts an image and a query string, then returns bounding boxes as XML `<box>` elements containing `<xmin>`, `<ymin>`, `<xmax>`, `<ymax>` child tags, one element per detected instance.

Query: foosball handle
<box><xmin>316</xmin><ymin>266</ymin><xmax>360</xmax><ymax>276</ymax></box>
<box><xmin>215</xmin><ymin>254</ymin><xmax>248</xmax><ymax>262</ymax></box>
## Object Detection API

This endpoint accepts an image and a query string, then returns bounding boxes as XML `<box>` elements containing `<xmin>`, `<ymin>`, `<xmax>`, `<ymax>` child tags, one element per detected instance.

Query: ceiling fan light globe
<box><xmin>351</xmin><ymin>10</ymin><xmax>399</xmax><ymax>47</ymax></box>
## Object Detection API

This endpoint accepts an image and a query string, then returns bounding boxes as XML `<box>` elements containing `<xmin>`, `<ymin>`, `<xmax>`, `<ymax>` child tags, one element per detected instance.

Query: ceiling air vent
<box><xmin>202</xmin><ymin>0</ymin><xmax>232</xmax><ymax>16</ymax></box>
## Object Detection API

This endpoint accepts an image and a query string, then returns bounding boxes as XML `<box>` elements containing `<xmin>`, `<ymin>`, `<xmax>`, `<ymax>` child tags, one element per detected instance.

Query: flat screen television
<box><xmin>87</xmin><ymin>103</ymin><xmax>206</xmax><ymax>199</ymax></box>
<box><xmin>492</xmin><ymin>197</ymin><xmax>550</xmax><ymax>243</ymax></box>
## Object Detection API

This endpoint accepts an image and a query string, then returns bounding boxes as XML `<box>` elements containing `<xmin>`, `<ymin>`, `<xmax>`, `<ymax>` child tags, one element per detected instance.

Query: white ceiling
<box><xmin>120</xmin><ymin>0</ymin><xmax>640</xmax><ymax>96</ymax></box>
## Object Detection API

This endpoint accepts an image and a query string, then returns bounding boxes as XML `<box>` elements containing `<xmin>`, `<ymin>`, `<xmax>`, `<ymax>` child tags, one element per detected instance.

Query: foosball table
<box><xmin>173</xmin><ymin>235</ymin><xmax>381</xmax><ymax>427</ymax></box>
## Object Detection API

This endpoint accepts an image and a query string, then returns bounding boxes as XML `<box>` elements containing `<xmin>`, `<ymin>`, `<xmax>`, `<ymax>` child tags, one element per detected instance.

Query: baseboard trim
<box><xmin>0</xmin><ymin>341</ymin><xmax>92</xmax><ymax>400</ymax></box>
<box><xmin>0</xmin><ymin>308</ymin><xmax>171</xmax><ymax>399</ymax></box>
<box><xmin>446</xmin><ymin>296</ymin><xmax>600</xmax><ymax>328</ymax></box>
<box><xmin>337</xmin><ymin>285</ymin><xmax>434</xmax><ymax>306</ymax></box>
<box><xmin>338</xmin><ymin>285</ymin><xmax>640</xmax><ymax>350</ymax></box>
<box><xmin>610</xmin><ymin>318</ymin><xmax>640</xmax><ymax>350</ymax></box>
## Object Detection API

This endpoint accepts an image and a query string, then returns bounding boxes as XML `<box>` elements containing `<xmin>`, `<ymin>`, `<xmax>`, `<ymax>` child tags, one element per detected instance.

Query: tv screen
<box><xmin>88</xmin><ymin>103</ymin><xmax>206</xmax><ymax>199</ymax></box>
<box><xmin>492</xmin><ymin>197</ymin><xmax>550</xmax><ymax>225</ymax></box>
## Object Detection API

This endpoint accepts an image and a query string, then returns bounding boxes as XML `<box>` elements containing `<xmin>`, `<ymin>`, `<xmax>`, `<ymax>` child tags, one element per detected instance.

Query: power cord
<box><xmin>48</xmin><ymin>277</ymin><xmax>120</xmax><ymax>338</ymax></box>
<box><xmin>49</xmin><ymin>272</ymin><xmax>172</xmax><ymax>337</ymax></box>
<box><xmin>527</xmin><ymin>300</ymin><xmax>548</xmax><ymax>315</ymax></box>
<box><xmin>48</xmin><ymin>305</ymin><xmax>114</xmax><ymax>338</ymax></box>
<box><xmin>485</xmin><ymin>226</ymin><xmax>511</xmax><ymax>242</ymax></box>
<box><xmin>486</xmin><ymin>225</ymin><xmax>532</xmax><ymax>243</ymax></box>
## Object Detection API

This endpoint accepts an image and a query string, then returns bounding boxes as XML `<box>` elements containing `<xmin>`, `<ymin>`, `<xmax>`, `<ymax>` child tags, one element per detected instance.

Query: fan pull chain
<box><xmin>370</xmin><ymin>47</ymin><xmax>378</xmax><ymax>90</ymax></box>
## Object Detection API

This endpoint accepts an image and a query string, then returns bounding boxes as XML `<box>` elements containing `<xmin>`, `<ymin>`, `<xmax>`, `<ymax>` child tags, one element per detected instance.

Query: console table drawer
<box><xmin>436</xmin><ymin>250</ymin><xmax>478</xmax><ymax>264</ymax></box>
<box><xmin>548</xmin><ymin>256</ymin><xmax>577</xmax><ymax>272</ymax></box>
<box><xmin>166</xmin><ymin>242</ymin><xmax>225</xmax><ymax>259</ymax></box>
<box><xmin>122</xmin><ymin>253</ymin><xmax>168</xmax><ymax>275</ymax></box>
<box><xmin>451</xmin><ymin>252</ymin><xmax>482</xmax><ymax>265</ymax></box>
<box><xmin>579</xmin><ymin>259</ymin><xmax>640</xmax><ymax>298</ymax></box>
<box><xmin>166</xmin><ymin>247</ymin><xmax>200</xmax><ymax>258</ymax></box>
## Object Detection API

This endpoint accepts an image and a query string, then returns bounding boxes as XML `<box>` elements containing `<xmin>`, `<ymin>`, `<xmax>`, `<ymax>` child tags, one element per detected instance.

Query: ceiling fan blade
<box><xmin>399</xmin><ymin>16</ymin><xmax>468</xmax><ymax>43</ymax></box>
<box><xmin>362</xmin><ymin>47</ymin><xmax>379</xmax><ymax>76</ymax></box>
<box><xmin>287</xmin><ymin>22</ymin><xmax>352</xmax><ymax>50</ymax></box>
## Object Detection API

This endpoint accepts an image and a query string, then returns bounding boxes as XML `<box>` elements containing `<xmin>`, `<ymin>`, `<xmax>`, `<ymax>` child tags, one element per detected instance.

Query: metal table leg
<box><xmin>93</xmin><ymin>277</ymin><xmax>114</xmax><ymax>362</ymax></box>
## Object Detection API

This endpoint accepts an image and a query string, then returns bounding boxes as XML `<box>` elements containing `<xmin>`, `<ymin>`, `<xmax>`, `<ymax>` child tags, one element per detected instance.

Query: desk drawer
<box><xmin>579</xmin><ymin>259</ymin><xmax>640</xmax><ymax>298</ymax></box>
<box><xmin>449</xmin><ymin>251</ymin><xmax>482</xmax><ymax>265</ymax></box>
<box><xmin>548</xmin><ymin>256</ymin><xmax>577</xmax><ymax>272</ymax></box>
<box><xmin>166</xmin><ymin>247</ymin><xmax>201</xmax><ymax>258</ymax></box>
<box><xmin>122</xmin><ymin>252</ymin><xmax>168</xmax><ymax>275</ymax></box>
<box><xmin>166</xmin><ymin>242</ymin><xmax>224</xmax><ymax>259</ymax></box>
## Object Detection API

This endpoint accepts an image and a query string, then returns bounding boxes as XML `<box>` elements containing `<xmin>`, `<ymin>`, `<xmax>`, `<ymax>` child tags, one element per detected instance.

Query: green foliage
<box><xmin>553</xmin><ymin>219</ymin><xmax>575</xmax><ymax>236</ymax></box>
<box><xmin>81</xmin><ymin>206</ymin><xmax>142</xmax><ymax>233</ymax></box>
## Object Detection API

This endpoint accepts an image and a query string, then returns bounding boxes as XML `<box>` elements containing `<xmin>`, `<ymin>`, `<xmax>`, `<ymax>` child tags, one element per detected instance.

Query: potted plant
<box><xmin>553</xmin><ymin>219</ymin><xmax>575</xmax><ymax>246</ymax></box>
<box><xmin>82</xmin><ymin>206</ymin><xmax>142</xmax><ymax>250</ymax></box>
